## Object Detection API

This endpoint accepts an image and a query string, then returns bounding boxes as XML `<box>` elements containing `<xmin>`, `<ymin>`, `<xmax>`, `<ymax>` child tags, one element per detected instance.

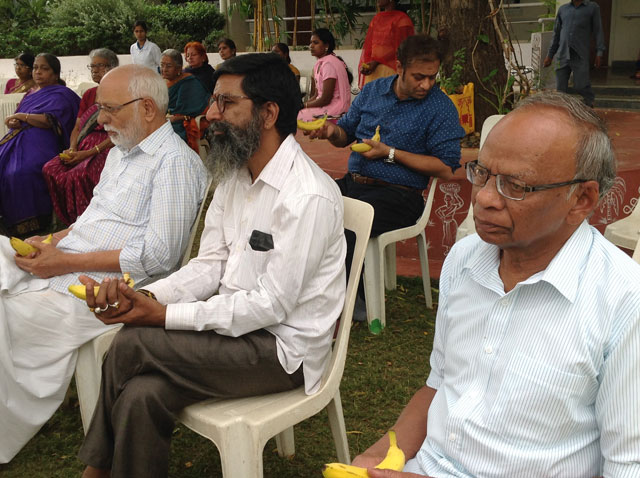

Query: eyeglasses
<box><xmin>97</xmin><ymin>98</ymin><xmax>144</xmax><ymax>115</ymax></box>
<box><xmin>465</xmin><ymin>160</ymin><xmax>589</xmax><ymax>201</ymax></box>
<box><xmin>209</xmin><ymin>93</ymin><xmax>251</xmax><ymax>114</ymax></box>
<box><xmin>87</xmin><ymin>63</ymin><xmax>109</xmax><ymax>70</ymax></box>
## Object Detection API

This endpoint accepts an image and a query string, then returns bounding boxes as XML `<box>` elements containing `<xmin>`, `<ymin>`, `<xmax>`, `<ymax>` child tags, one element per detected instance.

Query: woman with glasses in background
<box><xmin>42</xmin><ymin>49</ymin><xmax>119</xmax><ymax>226</ymax></box>
<box><xmin>161</xmin><ymin>49</ymin><xmax>210</xmax><ymax>151</ymax></box>
<box><xmin>4</xmin><ymin>52</ymin><xmax>35</xmax><ymax>94</ymax></box>
<box><xmin>0</xmin><ymin>53</ymin><xmax>79</xmax><ymax>237</ymax></box>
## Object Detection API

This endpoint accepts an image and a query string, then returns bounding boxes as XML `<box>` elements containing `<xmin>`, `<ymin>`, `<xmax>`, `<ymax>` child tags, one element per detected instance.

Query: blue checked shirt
<box><xmin>48</xmin><ymin>121</ymin><xmax>208</xmax><ymax>295</ymax></box>
<box><xmin>410</xmin><ymin>221</ymin><xmax>640</xmax><ymax>477</ymax></box>
<box><xmin>338</xmin><ymin>75</ymin><xmax>464</xmax><ymax>190</ymax></box>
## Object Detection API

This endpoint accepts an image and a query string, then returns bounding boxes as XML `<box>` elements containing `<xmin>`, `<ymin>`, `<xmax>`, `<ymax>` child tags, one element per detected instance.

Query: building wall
<box><xmin>610</xmin><ymin>0</ymin><xmax>640</xmax><ymax>62</ymax></box>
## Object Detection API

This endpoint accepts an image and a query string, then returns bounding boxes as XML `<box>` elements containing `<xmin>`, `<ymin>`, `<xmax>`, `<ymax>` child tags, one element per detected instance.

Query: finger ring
<box><xmin>109</xmin><ymin>301</ymin><xmax>120</xmax><ymax>310</ymax></box>
<box><xmin>94</xmin><ymin>305</ymin><xmax>107</xmax><ymax>314</ymax></box>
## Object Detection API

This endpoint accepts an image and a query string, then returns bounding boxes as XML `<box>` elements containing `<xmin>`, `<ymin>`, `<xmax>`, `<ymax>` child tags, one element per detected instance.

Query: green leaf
<box><xmin>477</xmin><ymin>33</ymin><xmax>490</xmax><ymax>44</ymax></box>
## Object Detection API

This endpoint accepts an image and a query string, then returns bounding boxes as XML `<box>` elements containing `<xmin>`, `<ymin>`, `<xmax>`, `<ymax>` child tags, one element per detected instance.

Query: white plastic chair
<box><xmin>363</xmin><ymin>178</ymin><xmax>438</xmax><ymax>329</ymax></box>
<box><xmin>74</xmin><ymin>81</ymin><xmax>98</xmax><ymax>98</ymax></box>
<box><xmin>455</xmin><ymin>114</ymin><xmax>505</xmax><ymax>242</ymax></box>
<box><xmin>632</xmin><ymin>236</ymin><xmax>640</xmax><ymax>264</ymax></box>
<box><xmin>75</xmin><ymin>197</ymin><xmax>374</xmax><ymax>478</ymax></box>
<box><xmin>604</xmin><ymin>201</ymin><xmax>640</xmax><ymax>253</ymax></box>
<box><xmin>0</xmin><ymin>92</ymin><xmax>26</xmax><ymax>137</ymax></box>
<box><xmin>75</xmin><ymin>177</ymin><xmax>213</xmax><ymax>431</ymax></box>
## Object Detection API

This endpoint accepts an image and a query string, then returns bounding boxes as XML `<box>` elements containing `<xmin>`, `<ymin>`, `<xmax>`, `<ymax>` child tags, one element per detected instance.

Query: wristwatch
<box><xmin>384</xmin><ymin>147</ymin><xmax>396</xmax><ymax>164</ymax></box>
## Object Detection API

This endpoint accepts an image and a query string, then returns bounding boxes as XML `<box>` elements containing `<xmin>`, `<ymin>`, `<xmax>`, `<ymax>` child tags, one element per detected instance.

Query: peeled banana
<box><xmin>350</xmin><ymin>125</ymin><xmax>381</xmax><ymax>153</ymax></box>
<box><xmin>68</xmin><ymin>273</ymin><xmax>135</xmax><ymax>301</ymax></box>
<box><xmin>297</xmin><ymin>114</ymin><xmax>328</xmax><ymax>131</ymax></box>
<box><xmin>10</xmin><ymin>234</ymin><xmax>53</xmax><ymax>256</ymax></box>
<box><xmin>322</xmin><ymin>430</ymin><xmax>405</xmax><ymax>478</ymax></box>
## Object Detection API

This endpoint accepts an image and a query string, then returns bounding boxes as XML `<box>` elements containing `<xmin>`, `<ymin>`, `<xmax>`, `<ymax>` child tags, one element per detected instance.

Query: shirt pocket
<box><xmin>233</xmin><ymin>247</ymin><xmax>272</xmax><ymax>291</ymax></box>
<box><xmin>486</xmin><ymin>352</ymin><xmax>590</xmax><ymax>448</ymax></box>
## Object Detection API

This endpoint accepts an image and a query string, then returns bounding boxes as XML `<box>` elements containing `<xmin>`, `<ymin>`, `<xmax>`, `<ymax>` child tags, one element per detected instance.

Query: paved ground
<box><xmin>297</xmin><ymin>107</ymin><xmax>640</xmax><ymax>277</ymax></box>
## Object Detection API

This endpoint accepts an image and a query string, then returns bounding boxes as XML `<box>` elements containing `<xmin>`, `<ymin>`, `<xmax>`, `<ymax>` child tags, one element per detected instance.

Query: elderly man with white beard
<box><xmin>77</xmin><ymin>53</ymin><xmax>347</xmax><ymax>478</ymax></box>
<box><xmin>0</xmin><ymin>63</ymin><xmax>208</xmax><ymax>463</ymax></box>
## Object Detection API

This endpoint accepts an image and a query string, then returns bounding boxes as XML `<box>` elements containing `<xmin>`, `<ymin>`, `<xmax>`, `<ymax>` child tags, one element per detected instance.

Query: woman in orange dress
<box><xmin>358</xmin><ymin>0</ymin><xmax>414</xmax><ymax>88</ymax></box>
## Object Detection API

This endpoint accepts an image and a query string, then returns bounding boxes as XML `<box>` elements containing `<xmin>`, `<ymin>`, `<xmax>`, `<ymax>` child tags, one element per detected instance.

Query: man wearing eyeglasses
<box><xmin>0</xmin><ymin>64</ymin><xmax>208</xmax><ymax>464</ymax></box>
<box><xmin>77</xmin><ymin>53</ymin><xmax>346</xmax><ymax>478</ymax></box>
<box><xmin>350</xmin><ymin>91</ymin><xmax>640</xmax><ymax>478</ymax></box>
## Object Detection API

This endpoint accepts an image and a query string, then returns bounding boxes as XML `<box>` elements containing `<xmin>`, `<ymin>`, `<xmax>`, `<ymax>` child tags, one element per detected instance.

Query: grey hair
<box><xmin>125</xmin><ymin>64</ymin><xmax>169</xmax><ymax>114</ymax></box>
<box><xmin>161</xmin><ymin>48</ymin><xmax>183</xmax><ymax>68</ymax></box>
<box><xmin>89</xmin><ymin>48</ymin><xmax>119</xmax><ymax>69</ymax></box>
<box><xmin>514</xmin><ymin>91</ymin><xmax>615</xmax><ymax>199</ymax></box>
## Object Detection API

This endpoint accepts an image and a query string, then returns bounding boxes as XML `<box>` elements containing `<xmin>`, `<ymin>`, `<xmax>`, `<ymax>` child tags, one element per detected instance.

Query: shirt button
<box><xmin>485</xmin><ymin>345</ymin><xmax>493</xmax><ymax>354</ymax></box>
<box><xmin>500</xmin><ymin>298</ymin><xmax>510</xmax><ymax>306</ymax></box>
<box><xmin>449</xmin><ymin>433</ymin><xmax>456</xmax><ymax>442</ymax></box>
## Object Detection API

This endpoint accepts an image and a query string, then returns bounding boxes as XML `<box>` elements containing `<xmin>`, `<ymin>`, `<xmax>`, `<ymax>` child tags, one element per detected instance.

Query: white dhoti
<box><xmin>0</xmin><ymin>239</ymin><xmax>116</xmax><ymax>463</ymax></box>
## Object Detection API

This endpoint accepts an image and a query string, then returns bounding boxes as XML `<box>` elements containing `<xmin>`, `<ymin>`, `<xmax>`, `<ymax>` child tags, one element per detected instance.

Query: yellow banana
<box><xmin>373</xmin><ymin>430</ymin><xmax>405</xmax><ymax>471</ymax></box>
<box><xmin>68</xmin><ymin>273</ymin><xmax>135</xmax><ymax>301</ymax></box>
<box><xmin>297</xmin><ymin>114</ymin><xmax>328</xmax><ymax>131</ymax></box>
<box><xmin>59</xmin><ymin>153</ymin><xmax>72</xmax><ymax>161</ymax></box>
<box><xmin>350</xmin><ymin>125</ymin><xmax>381</xmax><ymax>153</ymax></box>
<box><xmin>322</xmin><ymin>430</ymin><xmax>405</xmax><ymax>477</ymax></box>
<box><xmin>10</xmin><ymin>234</ymin><xmax>52</xmax><ymax>256</ymax></box>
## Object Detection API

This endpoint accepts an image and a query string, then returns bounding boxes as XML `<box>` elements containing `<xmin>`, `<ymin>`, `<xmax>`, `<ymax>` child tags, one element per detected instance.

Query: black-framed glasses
<box><xmin>97</xmin><ymin>98</ymin><xmax>144</xmax><ymax>115</ymax></box>
<box><xmin>466</xmin><ymin>160</ymin><xmax>590</xmax><ymax>201</ymax></box>
<box><xmin>209</xmin><ymin>93</ymin><xmax>251</xmax><ymax>114</ymax></box>
<box><xmin>87</xmin><ymin>63</ymin><xmax>109</xmax><ymax>70</ymax></box>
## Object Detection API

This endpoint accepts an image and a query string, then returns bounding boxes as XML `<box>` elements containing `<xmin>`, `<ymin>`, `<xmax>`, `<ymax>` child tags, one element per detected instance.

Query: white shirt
<box><xmin>147</xmin><ymin>135</ymin><xmax>347</xmax><ymax>394</ymax></box>
<box><xmin>48</xmin><ymin>121</ymin><xmax>209</xmax><ymax>294</ymax></box>
<box><xmin>411</xmin><ymin>222</ymin><xmax>640</xmax><ymax>478</ymax></box>
<box><xmin>130</xmin><ymin>40</ymin><xmax>162</xmax><ymax>71</ymax></box>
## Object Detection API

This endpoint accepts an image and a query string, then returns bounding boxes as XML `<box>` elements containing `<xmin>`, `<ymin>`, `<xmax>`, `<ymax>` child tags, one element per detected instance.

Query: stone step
<box><xmin>591</xmin><ymin>85</ymin><xmax>640</xmax><ymax>96</ymax></box>
<box><xmin>594</xmin><ymin>95</ymin><xmax>640</xmax><ymax>111</ymax></box>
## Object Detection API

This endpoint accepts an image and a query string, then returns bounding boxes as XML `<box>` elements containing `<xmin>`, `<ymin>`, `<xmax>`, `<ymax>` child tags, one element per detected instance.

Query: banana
<box><xmin>322</xmin><ymin>430</ymin><xmax>405</xmax><ymax>478</ymax></box>
<box><xmin>10</xmin><ymin>234</ymin><xmax>53</xmax><ymax>256</ymax></box>
<box><xmin>350</xmin><ymin>125</ymin><xmax>381</xmax><ymax>153</ymax></box>
<box><xmin>297</xmin><ymin>114</ymin><xmax>328</xmax><ymax>131</ymax></box>
<box><xmin>59</xmin><ymin>153</ymin><xmax>72</xmax><ymax>161</ymax></box>
<box><xmin>68</xmin><ymin>273</ymin><xmax>135</xmax><ymax>301</ymax></box>
<box><xmin>373</xmin><ymin>430</ymin><xmax>405</xmax><ymax>471</ymax></box>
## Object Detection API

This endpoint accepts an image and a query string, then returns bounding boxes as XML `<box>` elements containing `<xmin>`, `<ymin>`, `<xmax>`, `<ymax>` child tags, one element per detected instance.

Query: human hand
<box><xmin>62</xmin><ymin>149</ymin><xmax>91</xmax><ymax>165</ymax></box>
<box><xmin>14</xmin><ymin>239</ymin><xmax>68</xmax><ymax>278</ymax></box>
<box><xmin>358</xmin><ymin>140</ymin><xmax>390</xmax><ymax>160</ymax></box>
<box><xmin>5</xmin><ymin>115</ymin><xmax>21</xmax><ymax>129</ymax></box>
<box><xmin>360</xmin><ymin>61</ymin><xmax>379</xmax><ymax>75</ymax></box>
<box><xmin>351</xmin><ymin>452</ymin><xmax>388</xmax><ymax>469</ymax></box>
<box><xmin>543</xmin><ymin>57</ymin><xmax>552</xmax><ymax>68</ymax></box>
<box><xmin>305</xmin><ymin>120</ymin><xmax>336</xmax><ymax>140</ymax></box>
<box><xmin>594</xmin><ymin>56</ymin><xmax>602</xmax><ymax>68</ymax></box>
<box><xmin>367</xmin><ymin>469</ymin><xmax>428</xmax><ymax>478</ymax></box>
<box><xmin>83</xmin><ymin>276</ymin><xmax>166</xmax><ymax>327</ymax></box>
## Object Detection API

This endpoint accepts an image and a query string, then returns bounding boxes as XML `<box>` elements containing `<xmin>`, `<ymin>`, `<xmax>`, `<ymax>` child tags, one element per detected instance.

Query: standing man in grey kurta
<box><xmin>543</xmin><ymin>0</ymin><xmax>605</xmax><ymax>107</ymax></box>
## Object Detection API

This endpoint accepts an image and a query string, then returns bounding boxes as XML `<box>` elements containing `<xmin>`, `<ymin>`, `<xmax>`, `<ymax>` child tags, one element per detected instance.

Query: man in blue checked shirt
<box><xmin>0</xmin><ymin>64</ymin><xmax>208</xmax><ymax>464</ymax></box>
<box><xmin>350</xmin><ymin>91</ymin><xmax>640</xmax><ymax>478</ymax></box>
<box><xmin>309</xmin><ymin>34</ymin><xmax>465</xmax><ymax>318</ymax></box>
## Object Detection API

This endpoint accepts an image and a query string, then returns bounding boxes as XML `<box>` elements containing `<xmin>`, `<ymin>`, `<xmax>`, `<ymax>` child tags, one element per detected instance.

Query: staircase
<box><xmin>580</xmin><ymin>63</ymin><xmax>640</xmax><ymax>111</ymax></box>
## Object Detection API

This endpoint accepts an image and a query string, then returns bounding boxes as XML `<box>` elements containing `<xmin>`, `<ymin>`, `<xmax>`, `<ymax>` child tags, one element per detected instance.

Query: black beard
<box><xmin>205</xmin><ymin>114</ymin><xmax>263</xmax><ymax>184</ymax></box>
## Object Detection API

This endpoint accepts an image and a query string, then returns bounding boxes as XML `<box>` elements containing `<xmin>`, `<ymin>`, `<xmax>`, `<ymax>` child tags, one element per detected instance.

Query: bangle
<box><xmin>94</xmin><ymin>145</ymin><xmax>100</xmax><ymax>154</ymax></box>
<box><xmin>25</xmin><ymin>113</ymin><xmax>30</xmax><ymax>122</ymax></box>
<box><xmin>137</xmin><ymin>289</ymin><xmax>157</xmax><ymax>301</ymax></box>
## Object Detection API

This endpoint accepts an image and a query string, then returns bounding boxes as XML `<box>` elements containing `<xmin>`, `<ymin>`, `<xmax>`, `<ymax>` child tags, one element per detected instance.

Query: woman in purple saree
<box><xmin>0</xmin><ymin>53</ymin><xmax>79</xmax><ymax>237</ymax></box>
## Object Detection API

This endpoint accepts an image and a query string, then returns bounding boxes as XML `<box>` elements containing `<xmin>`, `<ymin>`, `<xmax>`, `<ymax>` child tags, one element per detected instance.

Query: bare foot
<box><xmin>81</xmin><ymin>465</ymin><xmax>111</xmax><ymax>478</ymax></box>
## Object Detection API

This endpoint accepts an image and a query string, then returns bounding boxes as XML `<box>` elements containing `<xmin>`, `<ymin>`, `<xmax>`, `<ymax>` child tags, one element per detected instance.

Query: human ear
<box><xmin>566</xmin><ymin>180</ymin><xmax>599</xmax><ymax>225</ymax></box>
<box><xmin>260</xmin><ymin>101</ymin><xmax>280</xmax><ymax>131</ymax></box>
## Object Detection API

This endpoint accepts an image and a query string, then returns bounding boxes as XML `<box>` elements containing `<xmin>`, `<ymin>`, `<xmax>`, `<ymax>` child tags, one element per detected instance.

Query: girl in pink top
<box><xmin>298</xmin><ymin>28</ymin><xmax>352</xmax><ymax>122</ymax></box>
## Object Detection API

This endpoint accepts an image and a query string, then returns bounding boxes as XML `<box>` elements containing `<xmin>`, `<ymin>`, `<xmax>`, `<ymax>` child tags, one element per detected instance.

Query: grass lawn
<box><xmin>2</xmin><ymin>277</ymin><xmax>437</xmax><ymax>477</ymax></box>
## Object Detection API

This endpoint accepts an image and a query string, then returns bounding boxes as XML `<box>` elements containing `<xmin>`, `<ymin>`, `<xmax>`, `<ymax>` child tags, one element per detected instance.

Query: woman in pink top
<box><xmin>298</xmin><ymin>28</ymin><xmax>352</xmax><ymax>122</ymax></box>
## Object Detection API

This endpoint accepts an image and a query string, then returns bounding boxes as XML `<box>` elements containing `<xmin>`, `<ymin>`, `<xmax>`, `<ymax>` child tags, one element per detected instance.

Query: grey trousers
<box><xmin>555</xmin><ymin>48</ymin><xmax>595</xmax><ymax>107</ymax></box>
<box><xmin>77</xmin><ymin>326</ymin><xmax>304</xmax><ymax>478</ymax></box>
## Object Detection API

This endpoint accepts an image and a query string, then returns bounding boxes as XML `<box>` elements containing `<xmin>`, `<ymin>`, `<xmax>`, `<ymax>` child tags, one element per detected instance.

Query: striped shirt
<box><xmin>147</xmin><ymin>135</ymin><xmax>347</xmax><ymax>394</ymax></box>
<box><xmin>48</xmin><ymin>121</ymin><xmax>208</xmax><ymax>295</ymax></box>
<box><xmin>411</xmin><ymin>221</ymin><xmax>640</xmax><ymax>477</ymax></box>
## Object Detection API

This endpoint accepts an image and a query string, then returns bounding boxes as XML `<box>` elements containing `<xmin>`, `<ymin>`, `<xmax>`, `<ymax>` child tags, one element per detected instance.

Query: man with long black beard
<box><xmin>77</xmin><ymin>53</ymin><xmax>347</xmax><ymax>478</ymax></box>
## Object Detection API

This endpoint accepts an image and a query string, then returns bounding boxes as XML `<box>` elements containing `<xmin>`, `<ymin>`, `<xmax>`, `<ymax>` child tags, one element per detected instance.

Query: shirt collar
<box><xmin>117</xmin><ymin>121</ymin><xmax>173</xmax><ymax>157</ymax></box>
<box><xmin>465</xmin><ymin>221</ymin><xmax>593</xmax><ymax>302</ymax></box>
<box><xmin>252</xmin><ymin>134</ymin><xmax>297</xmax><ymax>191</ymax></box>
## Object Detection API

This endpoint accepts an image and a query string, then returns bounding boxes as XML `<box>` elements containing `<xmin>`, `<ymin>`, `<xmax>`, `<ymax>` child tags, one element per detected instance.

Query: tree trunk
<box><xmin>433</xmin><ymin>0</ymin><xmax>509</xmax><ymax>130</ymax></box>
